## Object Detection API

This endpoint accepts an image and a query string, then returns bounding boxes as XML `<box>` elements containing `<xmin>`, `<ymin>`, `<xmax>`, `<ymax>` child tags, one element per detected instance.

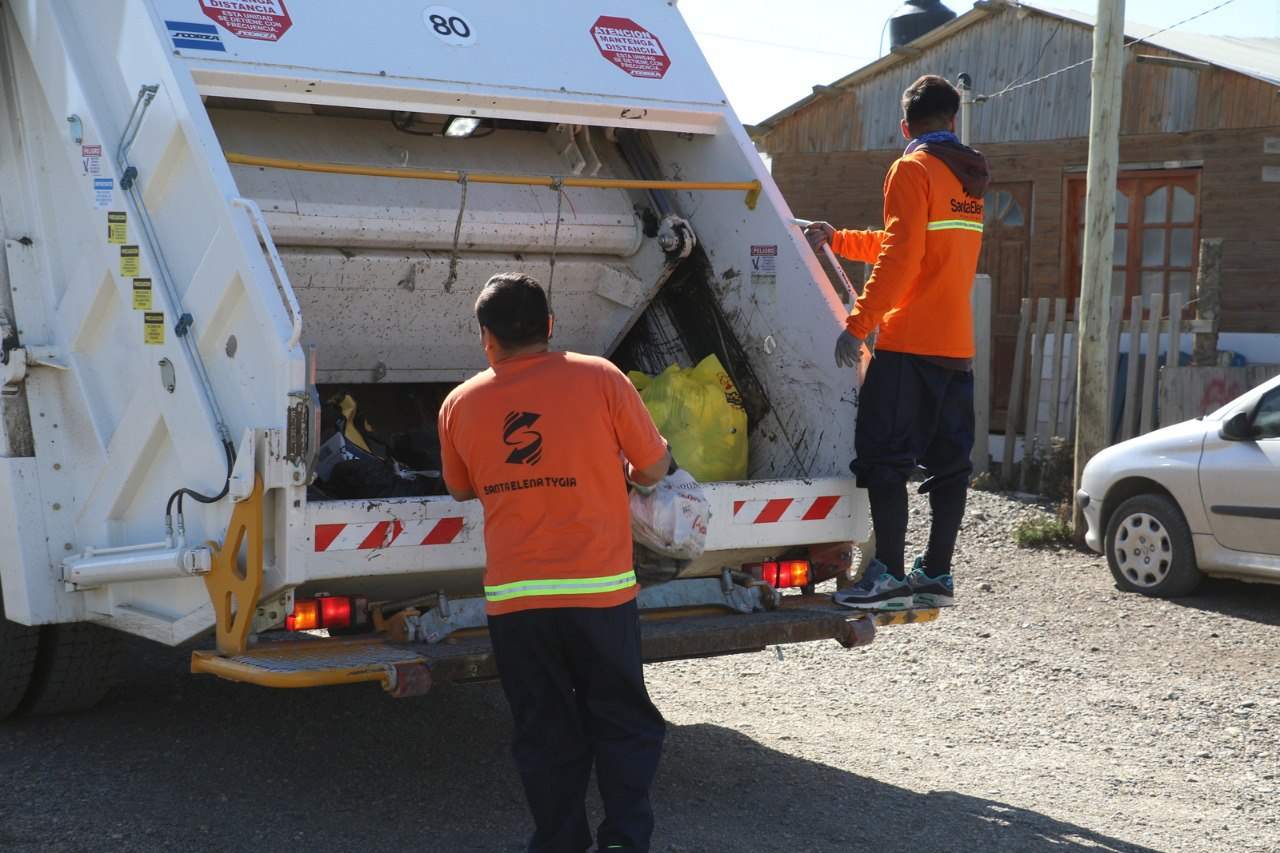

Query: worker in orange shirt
<box><xmin>806</xmin><ymin>75</ymin><xmax>989</xmax><ymax>611</ymax></box>
<box><xmin>438</xmin><ymin>273</ymin><xmax>673</xmax><ymax>853</ymax></box>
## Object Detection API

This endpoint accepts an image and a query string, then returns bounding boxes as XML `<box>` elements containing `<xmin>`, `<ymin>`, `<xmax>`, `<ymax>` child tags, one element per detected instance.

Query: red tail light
<box><xmin>286</xmin><ymin>595</ymin><xmax>369</xmax><ymax>632</ymax></box>
<box><xmin>743</xmin><ymin>560</ymin><xmax>811</xmax><ymax>589</ymax></box>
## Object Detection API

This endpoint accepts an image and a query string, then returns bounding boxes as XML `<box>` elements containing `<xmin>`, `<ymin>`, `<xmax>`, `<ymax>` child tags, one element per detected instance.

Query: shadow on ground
<box><xmin>1166</xmin><ymin>576</ymin><xmax>1280</xmax><ymax>626</ymax></box>
<box><xmin>0</xmin><ymin>639</ymin><xmax>1157</xmax><ymax>853</ymax></box>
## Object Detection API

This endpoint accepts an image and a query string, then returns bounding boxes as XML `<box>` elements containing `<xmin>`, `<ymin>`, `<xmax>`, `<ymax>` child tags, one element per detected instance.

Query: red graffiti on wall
<box><xmin>1199</xmin><ymin>377</ymin><xmax>1244</xmax><ymax>415</ymax></box>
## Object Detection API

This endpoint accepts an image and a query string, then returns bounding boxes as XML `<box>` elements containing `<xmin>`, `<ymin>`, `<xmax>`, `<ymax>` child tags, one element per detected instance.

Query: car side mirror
<box><xmin>1219</xmin><ymin>411</ymin><xmax>1257</xmax><ymax>442</ymax></box>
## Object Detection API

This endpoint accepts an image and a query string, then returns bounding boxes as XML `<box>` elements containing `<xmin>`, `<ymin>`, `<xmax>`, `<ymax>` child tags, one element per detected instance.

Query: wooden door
<box><xmin>980</xmin><ymin>183</ymin><xmax>1032</xmax><ymax>431</ymax></box>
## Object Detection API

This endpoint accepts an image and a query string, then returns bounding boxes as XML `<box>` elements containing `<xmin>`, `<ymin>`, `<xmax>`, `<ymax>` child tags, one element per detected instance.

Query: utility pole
<box><xmin>1073</xmin><ymin>0</ymin><xmax>1125</xmax><ymax>534</ymax></box>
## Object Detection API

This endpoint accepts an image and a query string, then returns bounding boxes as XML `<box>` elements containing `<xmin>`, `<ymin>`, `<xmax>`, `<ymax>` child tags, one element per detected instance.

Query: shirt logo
<box><xmin>949</xmin><ymin>198</ymin><xmax>983</xmax><ymax>215</ymax></box>
<box><xmin>503</xmin><ymin>411</ymin><xmax>544</xmax><ymax>466</ymax></box>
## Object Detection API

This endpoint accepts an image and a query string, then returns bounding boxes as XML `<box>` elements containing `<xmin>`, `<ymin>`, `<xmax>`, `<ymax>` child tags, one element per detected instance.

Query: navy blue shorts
<box><xmin>852</xmin><ymin>349</ymin><xmax>975</xmax><ymax>493</ymax></box>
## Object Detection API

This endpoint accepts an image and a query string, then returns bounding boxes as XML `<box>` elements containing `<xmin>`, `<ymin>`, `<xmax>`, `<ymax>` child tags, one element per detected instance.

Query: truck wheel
<box><xmin>20</xmin><ymin>622</ymin><xmax>123</xmax><ymax>716</ymax></box>
<box><xmin>0</xmin><ymin>588</ymin><xmax>40</xmax><ymax>720</ymax></box>
<box><xmin>1104</xmin><ymin>494</ymin><xmax>1201</xmax><ymax>598</ymax></box>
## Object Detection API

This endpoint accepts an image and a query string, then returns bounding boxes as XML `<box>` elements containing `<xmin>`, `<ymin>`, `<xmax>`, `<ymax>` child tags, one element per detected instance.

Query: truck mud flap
<box><xmin>191</xmin><ymin>599</ymin><xmax>937</xmax><ymax>696</ymax></box>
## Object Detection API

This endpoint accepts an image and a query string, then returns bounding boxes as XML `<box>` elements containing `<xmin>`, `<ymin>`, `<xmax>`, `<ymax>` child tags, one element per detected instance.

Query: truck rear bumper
<box><xmin>192</xmin><ymin>597</ymin><xmax>937</xmax><ymax>696</ymax></box>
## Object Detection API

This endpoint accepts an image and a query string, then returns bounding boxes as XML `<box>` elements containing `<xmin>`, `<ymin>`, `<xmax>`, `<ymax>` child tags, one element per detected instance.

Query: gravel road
<box><xmin>2</xmin><ymin>488</ymin><xmax>1277</xmax><ymax>853</ymax></box>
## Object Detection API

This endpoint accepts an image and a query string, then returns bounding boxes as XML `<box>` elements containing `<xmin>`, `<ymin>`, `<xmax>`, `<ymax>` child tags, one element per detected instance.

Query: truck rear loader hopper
<box><xmin>0</xmin><ymin>0</ymin><xmax>935</xmax><ymax>711</ymax></box>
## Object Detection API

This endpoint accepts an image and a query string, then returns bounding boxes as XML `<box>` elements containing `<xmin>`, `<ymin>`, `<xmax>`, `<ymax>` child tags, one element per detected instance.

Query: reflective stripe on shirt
<box><xmin>484</xmin><ymin>570</ymin><xmax>638</xmax><ymax>603</ymax></box>
<box><xmin>926</xmin><ymin>219</ymin><xmax>984</xmax><ymax>233</ymax></box>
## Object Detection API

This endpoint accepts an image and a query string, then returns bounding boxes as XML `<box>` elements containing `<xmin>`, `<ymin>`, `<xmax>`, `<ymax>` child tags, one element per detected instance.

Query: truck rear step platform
<box><xmin>191</xmin><ymin>598</ymin><xmax>939</xmax><ymax>697</ymax></box>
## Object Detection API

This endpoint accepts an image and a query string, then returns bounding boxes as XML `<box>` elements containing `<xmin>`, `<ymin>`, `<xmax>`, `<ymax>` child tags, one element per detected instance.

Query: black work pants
<box><xmin>852</xmin><ymin>350</ymin><xmax>975</xmax><ymax>576</ymax></box>
<box><xmin>488</xmin><ymin>599</ymin><xmax>666</xmax><ymax>853</ymax></box>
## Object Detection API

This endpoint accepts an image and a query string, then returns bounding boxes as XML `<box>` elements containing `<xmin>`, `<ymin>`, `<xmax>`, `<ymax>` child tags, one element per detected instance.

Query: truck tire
<box><xmin>1104</xmin><ymin>493</ymin><xmax>1201</xmax><ymax>598</ymax></box>
<box><xmin>20</xmin><ymin>622</ymin><xmax>123</xmax><ymax>716</ymax></box>
<box><xmin>0</xmin><ymin>589</ymin><xmax>40</xmax><ymax>720</ymax></box>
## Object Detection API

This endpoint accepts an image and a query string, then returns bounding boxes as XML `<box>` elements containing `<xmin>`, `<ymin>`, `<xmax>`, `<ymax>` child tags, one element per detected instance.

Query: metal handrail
<box><xmin>231</xmin><ymin>197</ymin><xmax>303</xmax><ymax>350</ymax></box>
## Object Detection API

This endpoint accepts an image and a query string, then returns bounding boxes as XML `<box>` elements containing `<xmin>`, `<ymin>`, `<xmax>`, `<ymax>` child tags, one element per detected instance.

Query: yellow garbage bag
<box><xmin>628</xmin><ymin>354</ymin><xmax>748</xmax><ymax>482</ymax></box>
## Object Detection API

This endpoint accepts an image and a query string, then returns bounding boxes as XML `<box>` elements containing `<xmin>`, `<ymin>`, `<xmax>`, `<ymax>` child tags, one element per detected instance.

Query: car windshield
<box><xmin>1208</xmin><ymin>374</ymin><xmax>1280</xmax><ymax>420</ymax></box>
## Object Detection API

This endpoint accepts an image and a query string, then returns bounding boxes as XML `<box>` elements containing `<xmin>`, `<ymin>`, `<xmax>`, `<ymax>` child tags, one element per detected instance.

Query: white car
<box><xmin>1079</xmin><ymin>374</ymin><xmax>1280</xmax><ymax>597</ymax></box>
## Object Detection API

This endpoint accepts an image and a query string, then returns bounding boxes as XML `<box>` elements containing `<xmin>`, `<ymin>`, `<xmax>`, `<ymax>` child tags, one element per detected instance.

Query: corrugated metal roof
<box><xmin>754</xmin><ymin>0</ymin><xmax>1280</xmax><ymax>133</ymax></box>
<box><xmin>1028</xmin><ymin>2</ymin><xmax>1280</xmax><ymax>86</ymax></box>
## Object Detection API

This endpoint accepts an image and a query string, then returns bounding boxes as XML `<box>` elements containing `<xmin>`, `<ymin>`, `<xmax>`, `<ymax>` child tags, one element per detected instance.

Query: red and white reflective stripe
<box><xmin>731</xmin><ymin>495</ymin><xmax>848</xmax><ymax>525</ymax></box>
<box><xmin>313</xmin><ymin>517</ymin><xmax>465</xmax><ymax>552</ymax></box>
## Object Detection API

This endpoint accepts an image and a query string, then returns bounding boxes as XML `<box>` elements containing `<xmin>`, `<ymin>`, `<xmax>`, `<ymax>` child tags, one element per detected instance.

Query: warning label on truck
<box><xmin>107</xmin><ymin>212</ymin><xmax>128</xmax><ymax>245</ymax></box>
<box><xmin>82</xmin><ymin>145</ymin><xmax>103</xmax><ymax>177</ymax></box>
<box><xmin>93</xmin><ymin>178</ymin><xmax>113</xmax><ymax>210</ymax></box>
<box><xmin>750</xmin><ymin>244</ymin><xmax>778</xmax><ymax>287</ymax></box>
<box><xmin>132</xmin><ymin>279</ymin><xmax>153</xmax><ymax>310</ymax></box>
<box><xmin>590</xmin><ymin>16</ymin><xmax>670</xmax><ymax>79</ymax></box>
<box><xmin>143</xmin><ymin>312</ymin><xmax>165</xmax><ymax>345</ymax></box>
<box><xmin>200</xmin><ymin>0</ymin><xmax>292</xmax><ymax>42</ymax></box>
<box><xmin>120</xmin><ymin>245</ymin><xmax>141</xmax><ymax>277</ymax></box>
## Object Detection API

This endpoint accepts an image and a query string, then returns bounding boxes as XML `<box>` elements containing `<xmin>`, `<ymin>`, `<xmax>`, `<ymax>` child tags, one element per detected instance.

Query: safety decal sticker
<box><xmin>590</xmin><ymin>16</ymin><xmax>671</xmax><ymax>79</ymax></box>
<box><xmin>81</xmin><ymin>145</ymin><xmax>103</xmax><ymax>177</ymax></box>
<box><xmin>750</xmin><ymin>244</ymin><xmax>777</xmax><ymax>288</ymax></box>
<box><xmin>107</xmin><ymin>212</ymin><xmax>128</xmax><ymax>245</ymax></box>
<box><xmin>93</xmin><ymin>178</ymin><xmax>114</xmax><ymax>210</ymax></box>
<box><xmin>313</xmin><ymin>518</ymin><xmax>467</xmax><ymax>552</ymax></box>
<box><xmin>199</xmin><ymin>0</ymin><xmax>292</xmax><ymax>42</ymax></box>
<box><xmin>119</xmin><ymin>245</ymin><xmax>141</xmax><ymax>278</ymax></box>
<box><xmin>732</xmin><ymin>495</ymin><xmax>850</xmax><ymax>525</ymax></box>
<box><xmin>143</xmin><ymin>312</ymin><xmax>165</xmax><ymax>346</ymax></box>
<box><xmin>165</xmin><ymin>19</ymin><xmax>226</xmax><ymax>51</ymax></box>
<box><xmin>132</xmin><ymin>279</ymin><xmax>153</xmax><ymax>311</ymax></box>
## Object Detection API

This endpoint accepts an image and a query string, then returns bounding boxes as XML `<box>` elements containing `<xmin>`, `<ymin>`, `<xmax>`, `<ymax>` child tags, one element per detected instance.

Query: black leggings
<box><xmin>853</xmin><ymin>350</ymin><xmax>975</xmax><ymax>578</ymax></box>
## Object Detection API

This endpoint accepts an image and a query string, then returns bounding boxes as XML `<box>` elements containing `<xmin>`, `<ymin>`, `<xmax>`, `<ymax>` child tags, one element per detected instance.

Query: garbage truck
<box><xmin>0</xmin><ymin>0</ymin><xmax>934</xmax><ymax>717</ymax></box>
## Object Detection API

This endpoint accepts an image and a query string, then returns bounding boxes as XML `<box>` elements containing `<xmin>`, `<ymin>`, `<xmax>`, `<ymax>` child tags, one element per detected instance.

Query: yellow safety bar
<box><xmin>223</xmin><ymin>152</ymin><xmax>763</xmax><ymax>210</ymax></box>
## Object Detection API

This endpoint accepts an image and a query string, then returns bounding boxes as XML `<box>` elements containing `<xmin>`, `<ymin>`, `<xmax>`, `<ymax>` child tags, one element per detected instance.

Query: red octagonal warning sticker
<box><xmin>200</xmin><ymin>0</ymin><xmax>292</xmax><ymax>42</ymax></box>
<box><xmin>590</xmin><ymin>16</ymin><xmax>670</xmax><ymax>79</ymax></box>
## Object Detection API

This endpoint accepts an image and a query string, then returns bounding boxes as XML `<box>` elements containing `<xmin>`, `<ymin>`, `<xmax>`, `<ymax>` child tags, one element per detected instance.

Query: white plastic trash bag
<box><xmin>629</xmin><ymin>469</ymin><xmax>711</xmax><ymax>560</ymax></box>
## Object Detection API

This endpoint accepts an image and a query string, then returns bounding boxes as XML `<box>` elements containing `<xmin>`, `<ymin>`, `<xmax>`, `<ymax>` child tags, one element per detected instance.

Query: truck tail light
<box><xmin>286</xmin><ymin>595</ymin><xmax>370</xmax><ymax>632</ymax></box>
<box><xmin>743</xmin><ymin>560</ymin><xmax>811</xmax><ymax>589</ymax></box>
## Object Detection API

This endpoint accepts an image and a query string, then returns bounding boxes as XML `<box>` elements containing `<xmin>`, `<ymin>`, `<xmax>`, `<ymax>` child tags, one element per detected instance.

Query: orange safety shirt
<box><xmin>832</xmin><ymin>148</ymin><xmax>984</xmax><ymax>359</ymax></box>
<box><xmin>438</xmin><ymin>351</ymin><xmax>668</xmax><ymax>616</ymax></box>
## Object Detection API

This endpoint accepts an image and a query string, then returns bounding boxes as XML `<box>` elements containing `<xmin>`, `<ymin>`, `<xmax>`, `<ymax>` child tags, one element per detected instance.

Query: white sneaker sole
<box><xmin>913</xmin><ymin>592</ymin><xmax>954</xmax><ymax>607</ymax></box>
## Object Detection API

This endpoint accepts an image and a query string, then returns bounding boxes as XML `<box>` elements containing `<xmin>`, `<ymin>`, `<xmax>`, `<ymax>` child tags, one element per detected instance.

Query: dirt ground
<box><xmin>1</xmin><ymin>488</ymin><xmax>1277</xmax><ymax>853</ymax></box>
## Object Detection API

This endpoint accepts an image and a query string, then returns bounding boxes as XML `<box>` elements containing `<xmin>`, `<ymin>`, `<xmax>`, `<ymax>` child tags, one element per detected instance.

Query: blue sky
<box><xmin>681</xmin><ymin>0</ymin><xmax>1278</xmax><ymax>124</ymax></box>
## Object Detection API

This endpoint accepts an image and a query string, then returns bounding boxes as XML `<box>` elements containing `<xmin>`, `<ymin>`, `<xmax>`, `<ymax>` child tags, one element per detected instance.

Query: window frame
<box><xmin>1062</xmin><ymin>168</ymin><xmax>1202</xmax><ymax>317</ymax></box>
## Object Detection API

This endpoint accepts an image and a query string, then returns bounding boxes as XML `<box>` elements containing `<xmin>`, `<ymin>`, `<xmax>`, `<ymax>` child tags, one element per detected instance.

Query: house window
<box><xmin>1065</xmin><ymin>171</ymin><xmax>1200</xmax><ymax>313</ymax></box>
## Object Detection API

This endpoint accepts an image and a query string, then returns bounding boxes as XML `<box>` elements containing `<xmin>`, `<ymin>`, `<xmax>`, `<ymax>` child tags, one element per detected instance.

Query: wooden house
<box><xmin>753</xmin><ymin>0</ymin><xmax>1280</xmax><ymax>430</ymax></box>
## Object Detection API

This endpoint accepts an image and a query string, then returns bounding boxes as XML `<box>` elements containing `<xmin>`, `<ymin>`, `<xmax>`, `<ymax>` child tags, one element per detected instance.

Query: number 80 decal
<box><xmin>424</xmin><ymin>6</ymin><xmax>476</xmax><ymax>46</ymax></box>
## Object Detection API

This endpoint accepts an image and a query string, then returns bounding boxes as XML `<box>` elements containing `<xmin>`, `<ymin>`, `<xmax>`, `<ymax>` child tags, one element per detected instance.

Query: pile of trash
<box><xmin>310</xmin><ymin>393</ymin><xmax>447</xmax><ymax>500</ymax></box>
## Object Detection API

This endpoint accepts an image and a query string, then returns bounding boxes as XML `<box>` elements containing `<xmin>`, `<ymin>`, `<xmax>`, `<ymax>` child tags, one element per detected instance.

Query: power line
<box><xmin>692</xmin><ymin>29</ymin><xmax>870</xmax><ymax>61</ymax></box>
<box><xmin>976</xmin><ymin>0</ymin><xmax>1239</xmax><ymax>102</ymax></box>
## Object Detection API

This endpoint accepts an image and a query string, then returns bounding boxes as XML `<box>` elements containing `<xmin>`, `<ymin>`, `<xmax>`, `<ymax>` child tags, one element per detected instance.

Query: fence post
<box><xmin>1020</xmin><ymin>298</ymin><xmax>1051</xmax><ymax>491</ymax></box>
<box><xmin>1140</xmin><ymin>292</ymin><xmax>1164</xmax><ymax>435</ymax></box>
<box><xmin>971</xmin><ymin>275</ymin><xmax>992</xmax><ymax>474</ymax></box>
<box><xmin>1046</xmin><ymin>298</ymin><xmax>1068</xmax><ymax>440</ymax></box>
<box><xmin>1192</xmin><ymin>239</ymin><xmax>1223</xmax><ymax>367</ymax></box>
<box><xmin>1122</xmin><ymin>295</ymin><xmax>1142</xmax><ymax>440</ymax></box>
<box><xmin>1003</xmin><ymin>298</ymin><xmax>1032</xmax><ymax>487</ymax></box>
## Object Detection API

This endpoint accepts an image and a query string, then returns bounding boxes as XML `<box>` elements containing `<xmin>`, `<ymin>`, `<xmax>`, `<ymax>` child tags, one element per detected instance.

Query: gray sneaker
<box><xmin>907</xmin><ymin>557</ymin><xmax>955</xmax><ymax>607</ymax></box>
<box><xmin>834</xmin><ymin>560</ymin><xmax>913</xmax><ymax>611</ymax></box>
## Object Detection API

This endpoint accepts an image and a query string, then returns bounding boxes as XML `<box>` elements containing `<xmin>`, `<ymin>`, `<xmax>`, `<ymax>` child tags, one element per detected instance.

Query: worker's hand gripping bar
<box><xmin>794</xmin><ymin>218</ymin><xmax>855</xmax><ymax>304</ymax></box>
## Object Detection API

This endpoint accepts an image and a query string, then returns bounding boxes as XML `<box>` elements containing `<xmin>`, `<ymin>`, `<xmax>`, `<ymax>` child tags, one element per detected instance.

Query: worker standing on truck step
<box><xmin>805</xmin><ymin>74</ymin><xmax>989</xmax><ymax>612</ymax></box>
<box><xmin>438</xmin><ymin>272</ymin><xmax>674</xmax><ymax>853</ymax></box>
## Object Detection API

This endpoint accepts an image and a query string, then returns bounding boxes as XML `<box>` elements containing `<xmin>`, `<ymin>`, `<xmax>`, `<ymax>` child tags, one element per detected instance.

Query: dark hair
<box><xmin>475</xmin><ymin>272</ymin><xmax>550</xmax><ymax>349</ymax></box>
<box><xmin>901</xmin><ymin>74</ymin><xmax>960</xmax><ymax>136</ymax></box>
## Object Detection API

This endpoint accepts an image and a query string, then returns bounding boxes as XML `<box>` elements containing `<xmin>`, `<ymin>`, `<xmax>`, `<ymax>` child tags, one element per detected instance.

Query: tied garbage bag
<box><xmin>628</xmin><ymin>355</ymin><xmax>748</xmax><ymax>483</ymax></box>
<box><xmin>629</xmin><ymin>469</ymin><xmax>711</xmax><ymax>560</ymax></box>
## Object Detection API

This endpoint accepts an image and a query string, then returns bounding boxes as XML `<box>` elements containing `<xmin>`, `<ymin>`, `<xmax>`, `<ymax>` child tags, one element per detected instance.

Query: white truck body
<box><xmin>0</xmin><ymin>0</ymin><xmax>866</xmax><ymax>646</ymax></box>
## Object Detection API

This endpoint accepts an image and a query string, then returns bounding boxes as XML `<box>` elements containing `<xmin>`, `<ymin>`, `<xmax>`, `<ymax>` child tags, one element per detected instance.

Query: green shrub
<box><xmin>1013</xmin><ymin>514</ymin><xmax>1073</xmax><ymax>549</ymax></box>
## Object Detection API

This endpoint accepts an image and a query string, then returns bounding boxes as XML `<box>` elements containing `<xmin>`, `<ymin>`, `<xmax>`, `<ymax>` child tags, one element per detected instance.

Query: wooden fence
<box><xmin>1000</xmin><ymin>292</ymin><xmax>1191</xmax><ymax>489</ymax></box>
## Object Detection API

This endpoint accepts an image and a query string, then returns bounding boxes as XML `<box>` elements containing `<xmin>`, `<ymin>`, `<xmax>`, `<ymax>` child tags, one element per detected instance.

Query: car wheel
<box><xmin>1104</xmin><ymin>493</ymin><xmax>1201</xmax><ymax>597</ymax></box>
